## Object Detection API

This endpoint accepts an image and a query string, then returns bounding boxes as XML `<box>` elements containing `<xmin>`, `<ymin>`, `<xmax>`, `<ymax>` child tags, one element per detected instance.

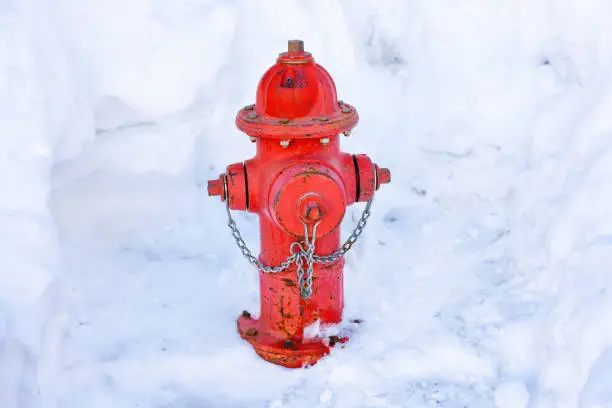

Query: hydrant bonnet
<box><xmin>236</xmin><ymin>40</ymin><xmax>359</xmax><ymax>139</ymax></box>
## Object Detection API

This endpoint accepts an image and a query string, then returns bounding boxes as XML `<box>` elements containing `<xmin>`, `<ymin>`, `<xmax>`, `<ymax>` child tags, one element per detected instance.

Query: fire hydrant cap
<box><xmin>269</xmin><ymin>162</ymin><xmax>347</xmax><ymax>239</ymax></box>
<box><xmin>236</xmin><ymin>40</ymin><xmax>358</xmax><ymax>139</ymax></box>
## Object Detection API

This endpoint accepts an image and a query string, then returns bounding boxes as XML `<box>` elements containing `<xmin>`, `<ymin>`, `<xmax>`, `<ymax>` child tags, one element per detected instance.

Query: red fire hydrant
<box><xmin>207</xmin><ymin>40</ymin><xmax>390</xmax><ymax>368</ymax></box>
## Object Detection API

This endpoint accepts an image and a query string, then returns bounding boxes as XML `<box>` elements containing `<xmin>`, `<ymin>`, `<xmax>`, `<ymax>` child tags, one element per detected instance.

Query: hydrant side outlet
<box><xmin>206</xmin><ymin>40</ymin><xmax>391</xmax><ymax>368</ymax></box>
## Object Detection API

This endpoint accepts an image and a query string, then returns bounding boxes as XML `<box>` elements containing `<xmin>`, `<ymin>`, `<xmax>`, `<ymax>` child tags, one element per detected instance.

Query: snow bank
<box><xmin>0</xmin><ymin>0</ymin><xmax>93</xmax><ymax>406</ymax></box>
<box><xmin>347</xmin><ymin>2</ymin><xmax>612</xmax><ymax>407</ymax></box>
<box><xmin>500</xmin><ymin>2</ymin><xmax>612</xmax><ymax>406</ymax></box>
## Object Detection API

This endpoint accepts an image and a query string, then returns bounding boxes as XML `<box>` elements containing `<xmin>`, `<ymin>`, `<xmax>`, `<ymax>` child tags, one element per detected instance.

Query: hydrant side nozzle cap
<box><xmin>207</xmin><ymin>175</ymin><xmax>225</xmax><ymax>199</ymax></box>
<box><xmin>378</xmin><ymin>168</ymin><xmax>391</xmax><ymax>184</ymax></box>
<box><xmin>207</xmin><ymin>180</ymin><xmax>220</xmax><ymax>196</ymax></box>
<box><xmin>375</xmin><ymin>166</ymin><xmax>391</xmax><ymax>190</ymax></box>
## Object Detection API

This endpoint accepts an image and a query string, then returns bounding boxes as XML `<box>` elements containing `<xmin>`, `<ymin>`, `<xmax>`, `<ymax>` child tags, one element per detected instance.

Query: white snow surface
<box><xmin>2</xmin><ymin>0</ymin><xmax>612</xmax><ymax>407</ymax></box>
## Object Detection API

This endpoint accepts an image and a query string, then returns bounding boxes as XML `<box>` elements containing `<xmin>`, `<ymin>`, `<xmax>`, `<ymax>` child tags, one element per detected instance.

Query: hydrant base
<box><xmin>237</xmin><ymin>315</ymin><xmax>347</xmax><ymax>369</ymax></box>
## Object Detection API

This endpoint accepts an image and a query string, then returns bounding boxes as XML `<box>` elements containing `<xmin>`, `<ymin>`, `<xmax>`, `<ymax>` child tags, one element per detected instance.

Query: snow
<box><xmin>2</xmin><ymin>0</ymin><xmax>612</xmax><ymax>407</ymax></box>
<box><xmin>494</xmin><ymin>380</ymin><xmax>530</xmax><ymax>408</ymax></box>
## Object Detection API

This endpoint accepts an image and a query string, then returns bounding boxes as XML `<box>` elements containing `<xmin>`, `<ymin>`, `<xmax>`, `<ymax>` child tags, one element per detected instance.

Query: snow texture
<box><xmin>1</xmin><ymin>0</ymin><xmax>612</xmax><ymax>407</ymax></box>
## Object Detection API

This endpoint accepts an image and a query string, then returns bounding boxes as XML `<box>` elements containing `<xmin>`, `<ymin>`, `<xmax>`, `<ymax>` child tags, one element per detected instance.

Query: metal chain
<box><xmin>220</xmin><ymin>173</ymin><xmax>374</xmax><ymax>298</ymax></box>
<box><xmin>223</xmin><ymin>174</ymin><xmax>297</xmax><ymax>273</ymax></box>
<box><xmin>290</xmin><ymin>221</ymin><xmax>319</xmax><ymax>298</ymax></box>
<box><xmin>312</xmin><ymin>198</ymin><xmax>373</xmax><ymax>265</ymax></box>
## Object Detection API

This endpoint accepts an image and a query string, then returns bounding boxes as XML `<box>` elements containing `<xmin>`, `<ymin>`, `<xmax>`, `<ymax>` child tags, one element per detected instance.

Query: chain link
<box><xmin>290</xmin><ymin>221</ymin><xmax>319</xmax><ymax>298</ymax></box>
<box><xmin>220</xmin><ymin>174</ymin><xmax>374</xmax><ymax>298</ymax></box>
<box><xmin>312</xmin><ymin>198</ymin><xmax>373</xmax><ymax>265</ymax></box>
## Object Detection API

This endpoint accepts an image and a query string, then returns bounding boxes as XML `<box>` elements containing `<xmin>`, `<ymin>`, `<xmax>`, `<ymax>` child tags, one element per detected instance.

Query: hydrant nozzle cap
<box><xmin>378</xmin><ymin>168</ymin><xmax>391</xmax><ymax>185</ymax></box>
<box><xmin>207</xmin><ymin>180</ymin><xmax>221</xmax><ymax>196</ymax></box>
<box><xmin>375</xmin><ymin>166</ymin><xmax>391</xmax><ymax>190</ymax></box>
<box><xmin>207</xmin><ymin>175</ymin><xmax>225</xmax><ymax>199</ymax></box>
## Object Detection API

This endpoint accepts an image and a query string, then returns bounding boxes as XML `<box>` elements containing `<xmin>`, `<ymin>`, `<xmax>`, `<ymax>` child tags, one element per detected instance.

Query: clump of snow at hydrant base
<box><xmin>303</xmin><ymin>319</ymin><xmax>342</xmax><ymax>343</ymax></box>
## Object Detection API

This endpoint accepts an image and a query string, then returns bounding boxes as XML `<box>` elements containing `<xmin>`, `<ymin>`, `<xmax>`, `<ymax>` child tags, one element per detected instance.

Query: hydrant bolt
<box><xmin>207</xmin><ymin>179</ymin><xmax>222</xmax><ymax>197</ymax></box>
<box><xmin>280</xmin><ymin>140</ymin><xmax>290</xmax><ymax>148</ymax></box>
<box><xmin>305</xmin><ymin>204</ymin><xmax>323</xmax><ymax>222</ymax></box>
<box><xmin>320</xmin><ymin>137</ymin><xmax>330</xmax><ymax>145</ymax></box>
<box><xmin>298</xmin><ymin>193</ymin><xmax>326</xmax><ymax>224</ymax></box>
<box><xmin>379</xmin><ymin>168</ymin><xmax>391</xmax><ymax>183</ymax></box>
<box><xmin>377</xmin><ymin>167</ymin><xmax>391</xmax><ymax>188</ymax></box>
<box><xmin>288</xmin><ymin>39</ymin><xmax>304</xmax><ymax>53</ymax></box>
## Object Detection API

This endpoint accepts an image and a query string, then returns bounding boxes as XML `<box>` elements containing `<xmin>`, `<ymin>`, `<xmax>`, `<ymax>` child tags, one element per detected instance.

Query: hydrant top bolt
<box><xmin>280</xmin><ymin>140</ymin><xmax>290</xmax><ymax>148</ymax></box>
<box><xmin>318</xmin><ymin>116</ymin><xmax>329</xmax><ymax>122</ymax></box>
<box><xmin>244</xmin><ymin>104</ymin><xmax>254</xmax><ymax>111</ymax></box>
<box><xmin>247</xmin><ymin>112</ymin><xmax>258</xmax><ymax>119</ymax></box>
<box><xmin>341</xmin><ymin>106</ymin><xmax>352</xmax><ymax>113</ymax></box>
<box><xmin>250</xmin><ymin>136</ymin><xmax>257</xmax><ymax>143</ymax></box>
<box><xmin>288</xmin><ymin>39</ymin><xmax>304</xmax><ymax>53</ymax></box>
<box><xmin>279</xmin><ymin>118</ymin><xmax>290</xmax><ymax>124</ymax></box>
<box><xmin>320</xmin><ymin>137</ymin><xmax>330</xmax><ymax>145</ymax></box>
